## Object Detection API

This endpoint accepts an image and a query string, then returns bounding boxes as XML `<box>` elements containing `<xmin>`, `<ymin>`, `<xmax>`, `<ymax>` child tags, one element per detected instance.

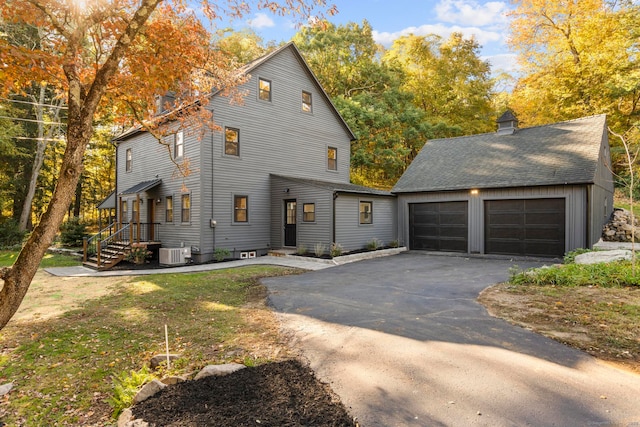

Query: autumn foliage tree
<box><xmin>0</xmin><ymin>0</ymin><xmax>335</xmax><ymax>330</ymax></box>
<box><xmin>508</xmin><ymin>0</ymin><xmax>640</xmax><ymax>130</ymax></box>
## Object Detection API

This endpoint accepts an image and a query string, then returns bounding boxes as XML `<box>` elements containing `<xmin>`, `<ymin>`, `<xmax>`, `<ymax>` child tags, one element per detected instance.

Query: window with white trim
<box><xmin>174</xmin><ymin>131</ymin><xmax>184</xmax><ymax>159</ymax></box>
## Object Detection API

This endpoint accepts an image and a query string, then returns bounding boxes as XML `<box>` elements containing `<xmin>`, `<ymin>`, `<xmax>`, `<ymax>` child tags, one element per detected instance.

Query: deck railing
<box><xmin>83</xmin><ymin>222</ymin><xmax>160</xmax><ymax>266</ymax></box>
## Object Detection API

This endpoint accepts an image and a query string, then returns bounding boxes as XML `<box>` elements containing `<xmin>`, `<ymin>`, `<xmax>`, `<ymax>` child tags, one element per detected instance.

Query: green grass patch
<box><xmin>0</xmin><ymin>250</ymin><xmax>81</xmax><ymax>268</ymax></box>
<box><xmin>0</xmin><ymin>265</ymin><xmax>302</xmax><ymax>425</ymax></box>
<box><xmin>510</xmin><ymin>261</ymin><xmax>640</xmax><ymax>287</ymax></box>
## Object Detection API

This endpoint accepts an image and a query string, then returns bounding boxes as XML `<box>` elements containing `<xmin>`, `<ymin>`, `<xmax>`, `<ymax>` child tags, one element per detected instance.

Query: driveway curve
<box><xmin>263</xmin><ymin>252</ymin><xmax>640</xmax><ymax>426</ymax></box>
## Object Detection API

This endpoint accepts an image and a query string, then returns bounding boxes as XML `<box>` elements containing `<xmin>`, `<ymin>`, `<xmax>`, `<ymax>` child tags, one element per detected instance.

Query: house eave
<box><xmin>392</xmin><ymin>181</ymin><xmax>596</xmax><ymax>195</ymax></box>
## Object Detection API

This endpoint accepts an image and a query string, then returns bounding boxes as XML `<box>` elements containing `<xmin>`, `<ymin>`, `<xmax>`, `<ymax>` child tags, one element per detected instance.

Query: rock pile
<box><xmin>602</xmin><ymin>208</ymin><xmax>640</xmax><ymax>242</ymax></box>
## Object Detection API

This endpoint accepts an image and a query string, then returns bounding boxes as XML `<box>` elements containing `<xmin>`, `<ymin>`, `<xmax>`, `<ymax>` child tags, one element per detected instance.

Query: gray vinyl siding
<box><xmin>204</xmin><ymin>47</ymin><xmax>352</xmax><ymax>257</ymax></box>
<box><xmin>116</xmin><ymin>129</ymin><xmax>205</xmax><ymax>254</ymax></box>
<box><xmin>335</xmin><ymin>195</ymin><xmax>397</xmax><ymax>252</ymax></box>
<box><xmin>270</xmin><ymin>175</ymin><xmax>333</xmax><ymax>249</ymax></box>
<box><xmin>115</xmin><ymin>45</ymin><xmax>356</xmax><ymax>261</ymax></box>
<box><xmin>589</xmin><ymin>130</ymin><xmax>615</xmax><ymax>246</ymax></box>
<box><xmin>397</xmin><ymin>185</ymin><xmax>589</xmax><ymax>255</ymax></box>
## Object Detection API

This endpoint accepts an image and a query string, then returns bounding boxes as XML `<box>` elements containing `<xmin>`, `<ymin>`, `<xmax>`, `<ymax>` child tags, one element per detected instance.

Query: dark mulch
<box><xmin>131</xmin><ymin>360</ymin><xmax>358</xmax><ymax>427</ymax></box>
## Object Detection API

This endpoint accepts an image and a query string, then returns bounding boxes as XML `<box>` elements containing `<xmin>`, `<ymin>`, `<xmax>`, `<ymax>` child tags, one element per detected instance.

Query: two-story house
<box><xmin>92</xmin><ymin>42</ymin><xmax>396</xmax><ymax>267</ymax></box>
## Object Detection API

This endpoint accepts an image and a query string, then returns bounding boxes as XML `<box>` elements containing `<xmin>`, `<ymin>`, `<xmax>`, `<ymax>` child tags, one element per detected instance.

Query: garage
<box><xmin>484</xmin><ymin>198</ymin><xmax>566</xmax><ymax>257</ymax></box>
<box><xmin>409</xmin><ymin>201</ymin><xmax>468</xmax><ymax>252</ymax></box>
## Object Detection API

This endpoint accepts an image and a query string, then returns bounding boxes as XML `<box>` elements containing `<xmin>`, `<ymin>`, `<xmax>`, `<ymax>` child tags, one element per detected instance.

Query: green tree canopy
<box><xmin>384</xmin><ymin>33</ymin><xmax>495</xmax><ymax>136</ymax></box>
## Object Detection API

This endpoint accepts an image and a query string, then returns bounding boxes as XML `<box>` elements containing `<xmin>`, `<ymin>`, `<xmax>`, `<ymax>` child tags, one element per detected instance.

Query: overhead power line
<box><xmin>0</xmin><ymin>97</ymin><xmax>68</xmax><ymax>110</ymax></box>
<box><xmin>12</xmin><ymin>136</ymin><xmax>66</xmax><ymax>142</ymax></box>
<box><xmin>0</xmin><ymin>115</ymin><xmax>66</xmax><ymax>126</ymax></box>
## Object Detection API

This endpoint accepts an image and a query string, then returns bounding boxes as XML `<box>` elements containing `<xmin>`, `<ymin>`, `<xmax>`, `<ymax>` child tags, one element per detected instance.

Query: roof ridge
<box><xmin>427</xmin><ymin>114</ymin><xmax>607</xmax><ymax>145</ymax></box>
<box><xmin>515</xmin><ymin>113</ymin><xmax>606</xmax><ymax>132</ymax></box>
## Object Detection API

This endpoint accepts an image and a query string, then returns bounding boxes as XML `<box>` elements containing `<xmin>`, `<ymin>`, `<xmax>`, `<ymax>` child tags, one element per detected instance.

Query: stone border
<box><xmin>283</xmin><ymin>247</ymin><xmax>407</xmax><ymax>266</ymax></box>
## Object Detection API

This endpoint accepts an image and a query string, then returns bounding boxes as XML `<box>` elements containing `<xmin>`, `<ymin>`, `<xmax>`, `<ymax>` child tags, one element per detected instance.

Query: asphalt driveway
<box><xmin>263</xmin><ymin>252</ymin><xmax>640</xmax><ymax>426</ymax></box>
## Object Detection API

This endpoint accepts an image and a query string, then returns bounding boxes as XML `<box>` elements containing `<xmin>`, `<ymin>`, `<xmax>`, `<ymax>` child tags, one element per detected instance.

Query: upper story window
<box><xmin>174</xmin><ymin>131</ymin><xmax>184</xmax><ymax>159</ymax></box>
<box><xmin>327</xmin><ymin>147</ymin><xmax>337</xmax><ymax>171</ymax></box>
<box><xmin>125</xmin><ymin>148</ymin><xmax>132</xmax><ymax>172</ymax></box>
<box><xmin>166</xmin><ymin>196</ymin><xmax>173</xmax><ymax>222</ymax></box>
<box><xmin>225</xmin><ymin>127</ymin><xmax>239</xmax><ymax>156</ymax></box>
<box><xmin>303</xmin><ymin>203</ymin><xmax>315</xmax><ymax>222</ymax></box>
<box><xmin>359</xmin><ymin>201</ymin><xmax>372</xmax><ymax>225</ymax></box>
<box><xmin>181</xmin><ymin>194</ymin><xmax>190</xmax><ymax>223</ymax></box>
<box><xmin>234</xmin><ymin>195</ymin><xmax>248</xmax><ymax>223</ymax></box>
<box><xmin>302</xmin><ymin>91</ymin><xmax>312</xmax><ymax>112</ymax></box>
<box><xmin>259</xmin><ymin>78</ymin><xmax>271</xmax><ymax>101</ymax></box>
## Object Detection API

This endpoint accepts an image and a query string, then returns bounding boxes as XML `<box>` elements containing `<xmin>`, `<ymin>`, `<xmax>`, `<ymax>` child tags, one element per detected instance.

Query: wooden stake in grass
<box><xmin>165</xmin><ymin>324</ymin><xmax>170</xmax><ymax>370</ymax></box>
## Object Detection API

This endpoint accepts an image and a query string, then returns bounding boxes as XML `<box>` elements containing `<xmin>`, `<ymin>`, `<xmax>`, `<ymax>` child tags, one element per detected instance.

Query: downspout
<box><xmin>332</xmin><ymin>191</ymin><xmax>338</xmax><ymax>244</ymax></box>
<box><xmin>113</xmin><ymin>140</ymin><xmax>118</xmax><ymax>228</ymax></box>
<box><xmin>586</xmin><ymin>185</ymin><xmax>592</xmax><ymax>249</ymax></box>
<box><xmin>211</xmin><ymin>120</ymin><xmax>216</xmax><ymax>251</ymax></box>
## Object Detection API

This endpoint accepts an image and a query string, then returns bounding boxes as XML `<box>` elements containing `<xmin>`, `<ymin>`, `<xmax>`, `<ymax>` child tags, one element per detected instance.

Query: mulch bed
<box><xmin>131</xmin><ymin>360</ymin><xmax>358</xmax><ymax>426</ymax></box>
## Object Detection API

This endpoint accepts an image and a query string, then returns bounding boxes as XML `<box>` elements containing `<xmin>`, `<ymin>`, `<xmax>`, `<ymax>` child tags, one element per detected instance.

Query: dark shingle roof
<box><xmin>392</xmin><ymin>114</ymin><xmax>607</xmax><ymax>194</ymax></box>
<box><xmin>119</xmin><ymin>179</ymin><xmax>162</xmax><ymax>195</ymax></box>
<box><xmin>272</xmin><ymin>175</ymin><xmax>393</xmax><ymax>196</ymax></box>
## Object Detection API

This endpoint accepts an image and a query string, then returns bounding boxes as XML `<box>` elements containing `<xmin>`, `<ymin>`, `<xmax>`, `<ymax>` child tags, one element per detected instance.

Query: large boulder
<box><xmin>133</xmin><ymin>379</ymin><xmax>166</xmax><ymax>404</ymax></box>
<box><xmin>194</xmin><ymin>363</ymin><xmax>246</xmax><ymax>380</ymax></box>
<box><xmin>574</xmin><ymin>250</ymin><xmax>632</xmax><ymax>265</ymax></box>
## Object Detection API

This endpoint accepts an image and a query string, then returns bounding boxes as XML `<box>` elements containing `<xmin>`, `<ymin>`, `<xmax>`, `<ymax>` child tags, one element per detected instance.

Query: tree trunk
<box><xmin>18</xmin><ymin>84</ymin><xmax>63</xmax><ymax>231</ymax></box>
<box><xmin>0</xmin><ymin>110</ymin><xmax>89</xmax><ymax>330</ymax></box>
<box><xmin>73</xmin><ymin>175</ymin><xmax>82</xmax><ymax>217</ymax></box>
<box><xmin>0</xmin><ymin>0</ymin><xmax>161</xmax><ymax>331</ymax></box>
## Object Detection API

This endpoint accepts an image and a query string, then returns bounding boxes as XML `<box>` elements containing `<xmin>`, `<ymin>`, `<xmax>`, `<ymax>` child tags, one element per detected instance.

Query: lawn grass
<box><xmin>0</xmin><ymin>250</ymin><xmax>81</xmax><ymax>268</ymax></box>
<box><xmin>0</xmin><ymin>265</ymin><xmax>302</xmax><ymax>425</ymax></box>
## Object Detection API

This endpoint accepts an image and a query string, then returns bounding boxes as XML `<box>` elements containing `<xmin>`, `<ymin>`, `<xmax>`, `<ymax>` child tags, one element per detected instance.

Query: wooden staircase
<box><xmin>83</xmin><ymin>242</ymin><xmax>129</xmax><ymax>270</ymax></box>
<box><xmin>83</xmin><ymin>221</ymin><xmax>160</xmax><ymax>271</ymax></box>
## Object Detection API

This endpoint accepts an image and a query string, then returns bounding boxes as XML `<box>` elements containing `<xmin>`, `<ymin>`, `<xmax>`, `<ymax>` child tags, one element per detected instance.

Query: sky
<box><xmin>230</xmin><ymin>0</ymin><xmax>516</xmax><ymax>74</ymax></box>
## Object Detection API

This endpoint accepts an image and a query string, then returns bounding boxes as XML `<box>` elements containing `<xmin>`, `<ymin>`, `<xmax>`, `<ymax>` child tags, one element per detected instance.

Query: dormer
<box><xmin>496</xmin><ymin>110</ymin><xmax>518</xmax><ymax>135</ymax></box>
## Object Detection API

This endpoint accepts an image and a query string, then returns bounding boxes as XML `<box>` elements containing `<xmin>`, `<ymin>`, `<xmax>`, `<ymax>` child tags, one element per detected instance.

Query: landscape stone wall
<box><xmin>602</xmin><ymin>208</ymin><xmax>640</xmax><ymax>242</ymax></box>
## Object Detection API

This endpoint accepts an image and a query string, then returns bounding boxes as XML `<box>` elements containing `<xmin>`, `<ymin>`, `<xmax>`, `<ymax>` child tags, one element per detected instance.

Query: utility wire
<box><xmin>12</xmin><ymin>136</ymin><xmax>65</xmax><ymax>142</ymax></box>
<box><xmin>0</xmin><ymin>97</ymin><xmax>68</xmax><ymax>110</ymax></box>
<box><xmin>0</xmin><ymin>115</ymin><xmax>66</xmax><ymax>126</ymax></box>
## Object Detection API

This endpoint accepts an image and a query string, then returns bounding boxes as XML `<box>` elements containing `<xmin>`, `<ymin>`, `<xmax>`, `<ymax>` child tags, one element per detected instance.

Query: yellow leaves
<box><xmin>509</xmin><ymin>0</ymin><xmax>640</xmax><ymax>129</ymax></box>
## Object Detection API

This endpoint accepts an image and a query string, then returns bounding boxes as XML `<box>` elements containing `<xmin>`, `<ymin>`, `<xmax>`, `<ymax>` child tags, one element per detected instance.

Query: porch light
<box><xmin>470</xmin><ymin>189</ymin><xmax>479</xmax><ymax>195</ymax></box>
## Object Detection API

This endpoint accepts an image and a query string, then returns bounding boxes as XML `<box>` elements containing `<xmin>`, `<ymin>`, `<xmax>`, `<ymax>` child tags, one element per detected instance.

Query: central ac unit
<box><xmin>159</xmin><ymin>247</ymin><xmax>191</xmax><ymax>266</ymax></box>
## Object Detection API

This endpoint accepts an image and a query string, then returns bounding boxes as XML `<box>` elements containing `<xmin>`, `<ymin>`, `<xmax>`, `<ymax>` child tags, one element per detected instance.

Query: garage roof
<box><xmin>392</xmin><ymin>114</ymin><xmax>608</xmax><ymax>193</ymax></box>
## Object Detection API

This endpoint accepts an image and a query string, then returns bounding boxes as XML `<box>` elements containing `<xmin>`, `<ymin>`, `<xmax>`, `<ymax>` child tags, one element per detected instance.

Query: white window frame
<box><xmin>174</xmin><ymin>131</ymin><xmax>184</xmax><ymax>160</ymax></box>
